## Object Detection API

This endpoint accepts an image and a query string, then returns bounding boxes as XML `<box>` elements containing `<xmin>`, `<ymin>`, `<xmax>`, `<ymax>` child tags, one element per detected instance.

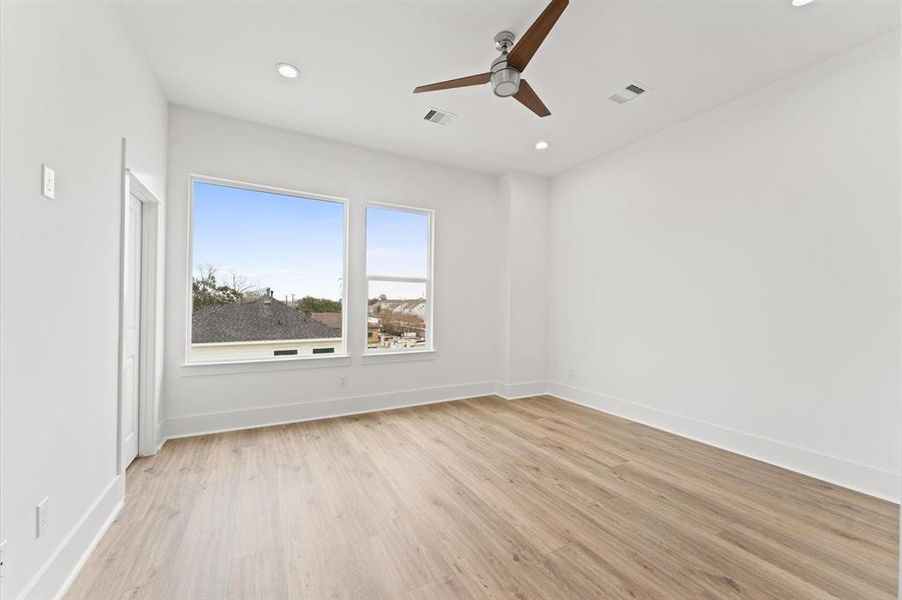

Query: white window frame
<box><xmin>185</xmin><ymin>174</ymin><xmax>350</xmax><ymax>366</ymax></box>
<box><xmin>364</xmin><ymin>202</ymin><xmax>435</xmax><ymax>356</ymax></box>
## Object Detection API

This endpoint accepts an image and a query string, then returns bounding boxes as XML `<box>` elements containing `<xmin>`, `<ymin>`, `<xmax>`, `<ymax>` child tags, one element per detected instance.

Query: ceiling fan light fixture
<box><xmin>276</xmin><ymin>63</ymin><xmax>300</xmax><ymax>79</ymax></box>
<box><xmin>490</xmin><ymin>56</ymin><xmax>521</xmax><ymax>97</ymax></box>
<box><xmin>492</xmin><ymin>70</ymin><xmax>520</xmax><ymax>97</ymax></box>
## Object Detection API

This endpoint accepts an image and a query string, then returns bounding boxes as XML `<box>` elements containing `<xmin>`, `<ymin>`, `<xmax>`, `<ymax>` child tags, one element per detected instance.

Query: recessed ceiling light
<box><xmin>535</xmin><ymin>141</ymin><xmax>549</xmax><ymax>150</ymax></box>
<box><xmin>791</xmin><ymin>0</ymin><xmax>814</xmax><ymax>6</ymax></box>
<box><xmin>276</xmin><ymin>63</ymin><xmax>300</xmax><ymax>79</ymax></box>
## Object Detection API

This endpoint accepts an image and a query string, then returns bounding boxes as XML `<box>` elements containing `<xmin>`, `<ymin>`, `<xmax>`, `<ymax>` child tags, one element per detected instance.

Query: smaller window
<box><xmin>365</xmin><ymin>205</ymin><xmax>433</xmax><ymax>354</ymax></box>
<box><xmin>273</xmin><ymin>349</ymin><xmax>298</xmax><ymax>356</ymax></box>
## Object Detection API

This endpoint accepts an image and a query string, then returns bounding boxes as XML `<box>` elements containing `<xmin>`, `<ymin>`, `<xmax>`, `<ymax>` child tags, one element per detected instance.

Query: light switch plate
<box><xmin>42</xmin><ymin>164</ymin><xmax>55</xmax><ymax>199</ymax></box>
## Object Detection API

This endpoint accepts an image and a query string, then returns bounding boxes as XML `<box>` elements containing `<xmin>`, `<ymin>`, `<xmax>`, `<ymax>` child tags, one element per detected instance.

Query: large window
<box><xmin>188</xmin><ymin>178</ymin><xmax>346</xmax><ymax>363</ymax></box>
<box><xmin>366</xmin><ymin>204</ymin><xmax>433</xmax><ymax>354</ymax></box>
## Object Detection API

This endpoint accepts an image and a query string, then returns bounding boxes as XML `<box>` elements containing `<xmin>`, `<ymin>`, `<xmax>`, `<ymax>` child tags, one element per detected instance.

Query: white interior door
<box><xmin>122</xmin><ymin>193</ymin><xmax>142</xmax><ymax>467</ymax></box>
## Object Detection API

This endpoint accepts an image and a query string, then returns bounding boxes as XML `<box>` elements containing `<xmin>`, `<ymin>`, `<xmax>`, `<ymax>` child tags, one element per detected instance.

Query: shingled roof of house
<box><xmin>310</xmin><ymin>312</ymin><xmax>342</xmax><ymax>333</ymax></box>
<box><xmin>192</xmin><ymin>293</ymin><xmax>341</xmax><ymax>343</ymax></box>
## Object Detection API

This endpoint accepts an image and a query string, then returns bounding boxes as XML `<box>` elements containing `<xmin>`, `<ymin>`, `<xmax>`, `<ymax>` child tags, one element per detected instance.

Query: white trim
<box><xmin>495</xmin><ymin>381</ymin><xmax>548</xmax><ymax>400</ymax></box>
<box><xmin>155</xmin><ymin>421</ymin><xmax>165</xmax><ymax>453</ymax></box>
<box><xmin>180</xmin><ymin>353</ymin><xmax>351</xmax><ymax>375</ymax></box>
<box><xmin>126</xmin><ymin>168</ymin><xmax>160</xmax><ymax>206</ymax></box>
<box><xmin>133</xmin><ymin>172</ymin><xmax>164</xmax><ymax>458</ymax></box>
<box><xmin>16</xmin><ymin>475</ymin><xmax>124</xmax><ymax>600</ymax></box>
<box><xmin>115</xmin><ymin>139</ymin><xmax>128</xmax><ymax>473</ymax></box>
<box><xmin>365</xmin><ymin>200</ymin><xmax>436</xmax><ymax>214</ymax></box>
<box><xmin>185</xmin><ymin>174</ymin><xmax>349</xmax><ymax>364</ymax></box>
<box><xmin>191</xmin><ymin>337</ymin><xmax>341</xmax><ymax>348</ymax></box>
<box><xmin>188</xmin><ymin>174</ymin><xmax>348</xmax><ymax>204</ymax></box>
<box><xmin>120</xmin><ymin>167</ymin><xmax>165</xmax><ymax>462</ymax></box>
<box><xmin>366</xmin><ymin>275</ymin><xmax>428</xmax><ymax>284</ymax></box>
<box><xmin>161</xmin><ymin>381</ymin><xmax>495</xmax><ymax>439</ymax></box>
<box><xmin>118</xmin><ymin>142</ymin><xmax>166</xmax><ymax>470</ymax></box>
<box><xmin>364</xmin><ymin>202</ymin><xmax>435</xmax><ymax>356</ymax></box>
<box><xmin>547</xmin><ymin>381</ymin><xmax>901</xmax><ymax>503</ymax></box>
<box><xmin>360</xmin><ymin>349</ymin><xmax>437</xmax><ymax>364</ymax></box>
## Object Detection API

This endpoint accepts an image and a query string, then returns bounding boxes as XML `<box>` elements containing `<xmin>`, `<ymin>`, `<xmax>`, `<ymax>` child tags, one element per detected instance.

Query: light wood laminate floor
<box><xmin>68</xmin><ymin>396</ymin><xmax>899</xmax><ymax>599</ymax></box>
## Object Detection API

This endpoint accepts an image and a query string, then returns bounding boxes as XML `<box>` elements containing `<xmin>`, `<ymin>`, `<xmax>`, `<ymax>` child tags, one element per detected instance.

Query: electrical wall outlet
<box><xmin>41</xmin><ymin>164</ymin><xmax>55</xmax><ymax>199</ymax></box>
<box><xmin>339</xmin><ymin>376</ymin><xmax>348</xmax><ymax>388</ymax></box>
<box><xmin>568</xmin><ymin>369</ymin><xmax>576</xmax><ymax>380</ymax></box>
<box><xmin>0</xmin><ymin>538</ymin><xmax>7</xmax><ymax>578</ymax></box>
<box><xmin>36</xmin><ymin>497</ymin><xmax>49</xmax><ymax>538</ymax></box>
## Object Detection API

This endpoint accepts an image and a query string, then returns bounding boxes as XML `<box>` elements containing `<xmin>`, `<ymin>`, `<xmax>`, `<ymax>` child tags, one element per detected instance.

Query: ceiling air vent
<box><xmin>423</xmin><ymin>107</ymin><xmax>457</xmax><ymax>125</ymax></box>
<box><xmin>608</xmin><ymin>82</ymin><xmax>648</xmax><ymax>105</ymax></box>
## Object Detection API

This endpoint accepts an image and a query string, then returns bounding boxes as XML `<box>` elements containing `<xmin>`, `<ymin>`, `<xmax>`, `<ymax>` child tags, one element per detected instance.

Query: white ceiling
<box><xmin>115</xmin><ymin>0</ymin><xmax>899</xmax><ymax>176</ymax></box>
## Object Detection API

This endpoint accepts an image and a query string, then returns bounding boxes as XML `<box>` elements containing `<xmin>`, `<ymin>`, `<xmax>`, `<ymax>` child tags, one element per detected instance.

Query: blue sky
<box><xmin>366</xmin><ymin>206</ymin><xmax>428</xmax><ymax>279</ymax></box>
<box><xmin>193</xmin><ymin>182</ymin><xmax>427</xmax><ymax>301</ymax></box>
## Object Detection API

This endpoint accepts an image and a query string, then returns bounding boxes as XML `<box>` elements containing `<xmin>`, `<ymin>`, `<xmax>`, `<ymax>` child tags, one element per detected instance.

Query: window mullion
<box><xmin>367</xmin><ymin>275</ymin><xmax>429</xmax><ymax>284</ymax></box>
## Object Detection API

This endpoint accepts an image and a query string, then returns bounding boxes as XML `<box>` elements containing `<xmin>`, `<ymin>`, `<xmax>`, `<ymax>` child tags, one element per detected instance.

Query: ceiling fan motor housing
<box><xmin>491</xmin><ymin>31</ymin><xmax>520</xmax><ymax>97</ymax></box>
<box><xmin>491</xmin><ymin>55</ymin><xmax>520</xmax><ymax>97</ymax></box>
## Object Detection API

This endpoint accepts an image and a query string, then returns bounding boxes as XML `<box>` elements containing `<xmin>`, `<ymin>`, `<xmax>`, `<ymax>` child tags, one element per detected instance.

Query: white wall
<box><xmin>0</xmin><ymin>2</ymin><xmax>167</xmax><ymax>598</ymax></box>
<box><xmin>162</xmin><ymin>107</ymin><xmax>504</xmax><ymax>437</ymax></box>
<box><xmin>496</xmin><ymin>172</ymin><xmax>550</xmax><ymax>399</ymax></box>
<box><xmin>548</xmin><ymin>32</ymin><xmax>901</xmax><ymax>501</ymax></box>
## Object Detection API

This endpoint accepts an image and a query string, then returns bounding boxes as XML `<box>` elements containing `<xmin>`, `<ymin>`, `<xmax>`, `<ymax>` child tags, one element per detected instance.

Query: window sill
<box><xmin>181</xmin><ymin>353</ymin><xmax>351</xmax><ymax>376</ymax></box>
<box><xmin>360</xmin><ymin>349</ymin><xmax>437</xmax><ymax>364</ymax></box>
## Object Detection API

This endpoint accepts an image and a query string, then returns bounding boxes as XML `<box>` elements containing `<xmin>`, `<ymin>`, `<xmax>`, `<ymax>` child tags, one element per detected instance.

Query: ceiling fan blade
<box><xmin>413</xmin><ymin>72</ymin><xmax>491</xmax><ymax>94</ymax></box>
<box><xmin>513</xmin><ymin>80</ymin><xmax>551</xmax><ymax>117</ymax></box>
<box><xmin>506</xmin><ymin>0</ymin><xmax>569</xmax><ymax>72</ymax></box>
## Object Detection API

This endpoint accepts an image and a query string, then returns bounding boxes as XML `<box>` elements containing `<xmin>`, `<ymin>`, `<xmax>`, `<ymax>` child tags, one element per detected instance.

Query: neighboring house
<box><xmin>192</xmin><ymin>291</ymin><xmax>342</xmax><ymax>360</ymax></box>
<box><xmin>310</xmin><ymin>312</ymin><xmax>342</xmax><ymax>333</ymax></box>
<box><xmin>366</xmin><ymin>300</ymin><xmax>426</xmax><ymax>351</ymax></box>
<box><xmin>368</xmin><ymin>300</ymin><xmax>426</xmax><ymax>334</ymax></box>
<box><xmin>367</xmin><ymin>316</ymin><xmax>382</xmax><ymax>346</ymax></box>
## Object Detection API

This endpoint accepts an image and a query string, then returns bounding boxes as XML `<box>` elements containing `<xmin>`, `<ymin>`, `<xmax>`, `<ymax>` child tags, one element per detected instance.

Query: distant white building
<box><xmin>370</xmin><ymin>298</ymin><xmax>426</xmax><ymax>318</ymax></box>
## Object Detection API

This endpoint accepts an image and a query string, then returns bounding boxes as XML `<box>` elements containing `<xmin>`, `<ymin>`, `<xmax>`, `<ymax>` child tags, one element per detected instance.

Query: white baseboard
<box><xmin>18</xmin><ymin>474</ymin><xmax>124</xmax><ymax>600</ymax></box>
<box><xmin>547</xmin><ymin>382</ymin><xmax>900</xmax><ymax>503</ymax></box>
<box><xmin>495</xmin><ymin>381</ymin><xmax>548</xmax><ymax>400</ymax></box>
<box><xmin>162</xmin><ymin>381</ymin><xmax>497</xmax><ymax>440</ymax></box>
<box><xmin>151</xmin><ymin>421</ymin><xmax>165</xmax><ymax>455</ymax></box>
<box><xmin>159</xmin><ymin>379</ymin><xmax>900</xmax><ymax>502</ymax></box>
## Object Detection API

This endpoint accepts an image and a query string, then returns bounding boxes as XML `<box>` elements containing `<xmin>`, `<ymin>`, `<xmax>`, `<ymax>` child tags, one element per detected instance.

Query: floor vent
<box><xmin>423</xmin><ymin>108</ymin><xmax>456</xmax><ymax>125</ymax></box>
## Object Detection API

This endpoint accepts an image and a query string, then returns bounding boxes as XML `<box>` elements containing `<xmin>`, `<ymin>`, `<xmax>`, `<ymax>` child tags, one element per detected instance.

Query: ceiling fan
<box><xmin>413</xmin><ymin>0</ymin><xmax>569</xmax><ymax>118</ymax></box>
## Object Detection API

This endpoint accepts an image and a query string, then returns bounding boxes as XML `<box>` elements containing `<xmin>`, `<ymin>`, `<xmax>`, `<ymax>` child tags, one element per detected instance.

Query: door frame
<box><xmin>117</xmin><ymin>149</ymin><xmax>165</xmax><ymax>473</ymax></box>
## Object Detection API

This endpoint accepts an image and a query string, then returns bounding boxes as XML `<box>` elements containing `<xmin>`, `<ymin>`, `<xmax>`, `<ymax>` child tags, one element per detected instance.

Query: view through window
<box><xmin>366</xmin><ymin>205</ymin><xmax>432</xmax><ymax>353</ymax></box>
<box><xmin>189</xmin><ymin>179</ymin><xmax>346</xmax><ymax>362</ymax></box>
